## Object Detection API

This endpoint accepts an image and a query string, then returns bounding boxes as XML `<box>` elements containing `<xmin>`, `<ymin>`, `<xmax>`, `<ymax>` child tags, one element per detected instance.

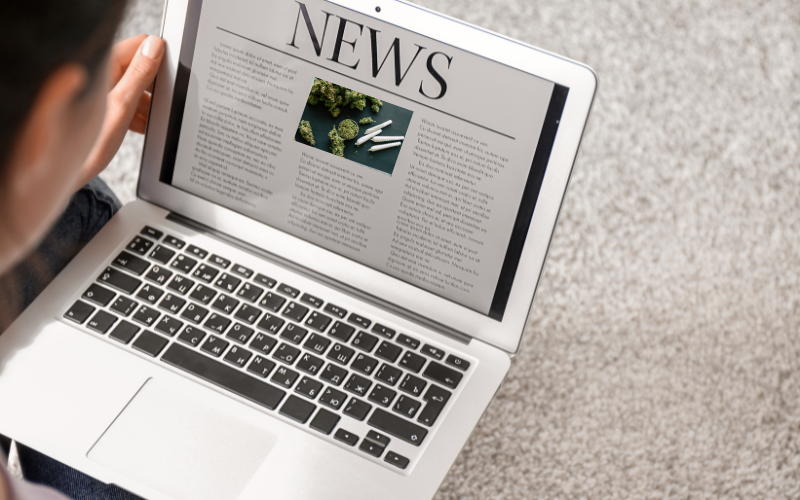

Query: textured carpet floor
<box><xmin>107</xmin><ymin>0</ymin><xmax>800</xmax><ymax>498</ymax></box>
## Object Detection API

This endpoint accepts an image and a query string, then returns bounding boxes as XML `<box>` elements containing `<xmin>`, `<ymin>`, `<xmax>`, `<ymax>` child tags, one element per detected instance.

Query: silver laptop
<box><xmin>0</xmin><ymin>0</ymin><xmax>595</xmax><ymax>498</ymax></box>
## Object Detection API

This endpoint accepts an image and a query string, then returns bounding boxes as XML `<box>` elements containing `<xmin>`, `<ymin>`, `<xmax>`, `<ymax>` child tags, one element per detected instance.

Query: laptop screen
<box><xmin>157</xmin><ymin>0</ymin><xmax>568</xmax><ymax>321</ymax></box>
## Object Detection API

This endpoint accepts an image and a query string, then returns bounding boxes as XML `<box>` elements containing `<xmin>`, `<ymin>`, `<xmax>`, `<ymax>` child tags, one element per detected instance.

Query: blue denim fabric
<box><xmin>0</xmin><ymin>177</ymin><xmax>143</xmax><ymax>500</ymax></box>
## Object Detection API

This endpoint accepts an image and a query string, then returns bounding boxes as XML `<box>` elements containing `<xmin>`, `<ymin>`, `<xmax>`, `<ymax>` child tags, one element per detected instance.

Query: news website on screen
<box><xmin>168</xmin><ymin>0</ymin><xmax>562</xmax><ymax>316</ymax></box>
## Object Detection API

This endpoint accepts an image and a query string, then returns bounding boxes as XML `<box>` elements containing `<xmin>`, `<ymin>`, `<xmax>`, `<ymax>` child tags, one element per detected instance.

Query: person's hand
<box><xmin>74</xmin><ymin>34</ymin><xmax>165</xmax><ymax>190</ymax></box>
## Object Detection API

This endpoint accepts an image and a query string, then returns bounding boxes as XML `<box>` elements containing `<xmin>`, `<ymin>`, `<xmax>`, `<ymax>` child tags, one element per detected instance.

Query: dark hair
<box><xmin>0</xmin><ymin>0</ymin><xmax>128</xmax><ymax>168</ymax></box>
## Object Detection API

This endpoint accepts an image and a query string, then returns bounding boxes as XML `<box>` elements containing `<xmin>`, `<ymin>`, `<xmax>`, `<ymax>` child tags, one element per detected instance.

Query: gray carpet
<box><xmin>106</xmin><ymin>0</ymin><xmax>800</xmax><ymax>497</ymax></box>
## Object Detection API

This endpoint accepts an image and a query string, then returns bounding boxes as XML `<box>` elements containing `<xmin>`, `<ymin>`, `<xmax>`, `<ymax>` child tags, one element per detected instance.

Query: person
<box><xmin>0</xmin><ymin>0</ymin><xmax>166</xmax><ymax>498</ymax></box>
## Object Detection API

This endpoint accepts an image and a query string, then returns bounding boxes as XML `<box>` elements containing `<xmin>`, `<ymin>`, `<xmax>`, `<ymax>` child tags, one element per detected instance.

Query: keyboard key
<box><xmin>310</xmin><ymin>409</ymin><xmax>340</xmax><ymax>435</ymax></box>
<box><xmin>154</xmin><ymin>315</ymin><xmax>183</xmax><ymax>337</ymax></box>
<box><xmin>352</xmin><ymin>331</ymin><xmax>379</xmax><ymax>352</ymax></box>
<box><xmin>144</xmin><ymin>265</ymin><xmax>172</xmax><ymax>285</ymax></box>
<box><xmin>399</xmin><ymin>351</ymin><xmax>426</xmax><ymax>373</ymax></box>
<box><xmin>109</xmin><ymin>321</ymin><xmax>140</xmax><ymax>344</ymax></box>
<box><xmin>64</xmin><ymin>301</ymin><xmax>95</xmax><ymax>324</ymax></box>
<box><xmin>347</xmin><ymin>313</ymin><xmax>371</xmax><ymax>329</ymax></box>
<box><xmin>328</xmin><ymin>321</ymin><xmax>355</xmax><ymax>342</ymax></box>
<box><xmin>204</xmin><ymin>313</ymin><xmax>231</xmax><ymax>334</ymax></box>
<box><xmin>170</xmin><ymin>254</ymin><xmax>198</xmax><ymax>274</ymax></box>
<box><xmin>136</xmin><ymin>284</ymin><xmax>164</xmax><ymax>304</ymax></box>
<box><xmin>161</xmin><ymin>343</ymin><xmax>285</xmax><ymax>410</ymax></box>
<box><xmin>166</xmin><ymin>275</ymin><xmax>194</xmax><ymax>295</ymax></box>
<box><xmin>110</xmin><ymin>296</ymin><xmax>138</xmax><ymax>316</ymax></box>
<box><xmin>158</xmin><ymin>293</ymin><xmax>186</xmax><ymax>314</ymax></box>
<box><xmin>192</xmin><ymin>264</ymin><xmax>219</xmax><ymax>283</ymax></box>
<box><xmin>214</xmin><ymin>273</ymin><xmax>242</xmax><ymax>293</ymax></box>
<box><xmin>180</xmin><ymin>303</ymin><xmax>209</xmax><ymax>324</ymax></box>
<box><xmin>258</xmin><ymin>292</ymin><xmax>286</xmax><ymax>313</ymax></box>
<box><xmin>132</xmin><ymin>305</ymin><xmax>160</xmax><ymax>328</ymax></box>
<box><xmin>351</xmin><ymin>353</ymin><xmax>379</xmax><ymax>375</ymax></box>
<box><xmin>112</xmin><ymin>251</ymin><xmax>149</xmax><ymax>275</ymax></box>
<box><xmin>163</xmin><ymin>235</ymin><xmax>185</xmax><ymax>249</ymax></box>
<box><xmin>368</xmin><ymin>409</ymin><xmax>428</xmax><ymax>446</ymax></box>
<box><xmin>295</xmin><ymin>351</ymin><xmax>323</xmax><ymax>375</ymax></box>
<box><xmin>247</xmin><ymin>355</ymin><xmax>276</xmax><ymax>378</ymax></box>
<box><xmin>86</xmin><ymin>310</ymin><xmax>117</xmax><ymax>333</ymax></box>
<box><xmin>421</xmin><ymin>344</ymin><xmax>445</xmax><ymax>360</ymax></box>
<box><xmin>282</xmin><ymin>302</ymin><xmax>309</xmax><ymax>322</ymax></box>
<box><xmin>186</xmin><ymin>244</ymin><xmax>208</xmax><ymax>259</ymax></box>
<box><xmin>82</xmin><ymin>284</ymin><xmax>115</xmax><ymax>307</ymax></box>
<box><xmin>234</xmin><ymin>304</ymin><xmax>262</xmax><ymax>324</ymax></box>
<box><xmin>445</xmin><ymin>354</ymin><xmax>470</xmax><ymax>371</ymax></box>
<box><xmin>327</xmin><ymin>343</ymin><xmax>355</xmax><ymax>365</ymax></box>
<box><xmin>250</xmin><ymin>333</ymin><xmax>278</xmax><ymax>355</ymax></box>
<box><xmin>396</xmin><ymin>334</ymin><xmax>420</xmax><ymax>350</ymax></box>
<box><xmin>127</xmin><ymin>236</ymin><xmax>153</xmax><ymax>255</ymax></box>
<box><xmin>223</xmin><ymin>345</ymin><xmax>253</xmax><ymax>368</ymax></box>
<box><xmin>212</xmin><ymin>293</ymin><xmax>240</xmax><ymax>315</ymax></box>
<box><xmin>399</xmin><ymin>374</ymin><xmax>426</xmax><ymax>397</ymax></box>
<box><xmin>422</xmin><ymin>361</ymin><xmax>463</xmax><ymax>389</ymax></box>
<box><xmin>231</xmin><ymin>264</ymin><xmax>254</xmax><ymax>278</ymax></box>
<box><xmin>253</xmin><ymin>273</ymin><xmax>276</xmax><ymax>288</ymax></box>
<box><xmin>323</xmin><ymin>303</ymin><xmax>347</xmax><ymax>319</ymax></box>
<box><xmin>368</xmin><ymin>384</ymin><xmax>397</xmax><ymax>407</ymax></box>
<box><xmin>320</xmin><ymin>364</ymin><xmax>348</xmax><ymax>386</ymax></box>
<box><xmin>385</xmin><ymin>451</ymin><xmax>409</xmax><ymax>470</ymax></box>
<box><xmin>279</xmin><ymin>395</ymin><xmax>315</xmax><ymax>423</ymax></box>
<box><xmin>334</xmin><ymin>428</ymin><xmax>359</xmax><ymax>446</ymax></box>
<box><xmin>371</xmin><ymin>323</ymin><xmax>395</xmax><ymax>339</ymax></box>
<box><xmin>189</xmin><ymin>284</ymin><xmax>217</xmax><ymax>304</ymax></box>
<box><xmin>276</xmin><ymin>283</ymin><xmax>300</xmax><ymax>298</ymax></box>
<box><xmin>177</xmin><ymin>325</ymin><xmax>206</xmax><ymax>347</ymax></box>
<box><xmin>200</xmin><ymin>335</ymin><xmax>229</xmax><ymax>357</ymax></box>
<box><xmin>226</xmin><ymin>323</ymin><xmax>255</xmax><ymax>344</ymax></box>
<box><xmin>417</xmin><ymin>384</ymin><xmax>451</xmax><ymax>427</ymax></box>
<box><xmin>344</xmin><ymin>373</ymin><xmax>372</xmax><ymax>397</ymax></box>
<box><xmin>393</xmin><ymin>395</ymin><xmax>422</xmax><ymax>418</ymax></box>
<box><xmin>236</xmin><ymin>283</ymin><xmax>264</xmax><ymax>303</ymax></box>
<box><xmin>295</xmin><ymin>377</ymin><xmax>323</xmax><ymax>399</ymax></box>
<box><xmin>304</xmin><ymin>311</ymin><xmax>332</xmax><ymax>332</ymax></box>
<box><xmin>280</xmin><ymin>323</ymin><xmax>308</xmax><ymax>345</ymax></box>
<box><xmin>256</xmin><ymin>313</ymin><xmax>284</xmax><ymax>334</ymax></box>
<box><xmin>343</xmin><ymin>398</ymin><xmax>372</xmax><ymax>421</ymax></box>
<box><xmin>273</xmin><ymin>343</ymin><xmax>300</xmax><ymax>365</ymax></box>
<box><xmin>303</xmin><ymin>333</ymin><xmax>331</xmax><ymax>355</ymax></box>
<box><xmin>271</xmin><ymin>365</ymin><xmax>300</xmax><ymax>388</ymax></box>
<box><xmin>375</xmin><ymin>341</ymin><xmax>402</xmax><ymax>363</ymax></box>
<box><xmin>319</xmin><ymin>387</ymin><xmax>347</xmax><ymax>409</ymax></box>
<box><xmin>132</xmin><ymin>331</ymin><xmax>168</xmax><ymax>357</ymax></box>
<box><xmin>209</xmin><ymin>254</ymin><xmax>231</xmax><ymax>269</ymax></box>
<box><xmin>98</xmin><ymin>267</ymin><xmax>141</xmax><ymax>295</ymax></box>
<box><xmin>359</xmin><ymin>440</ymin><xmax>384</xmax><ymax>458</ymax></box>
<box><xmin>149</xmin><ymin>245</ymin><xmax>176</xmax><ymax>265</ymax></box>
<box><xmin>300</xmin><ymin>293</ymin><xmax>323</xmax><ymax>308</ymax></box>
<box><xmin>375</xmin><ymin>364</ymin><xmax>403</xmax><ymax>386</ymax></box>
<box><xmin>140</xmin><ymin>226</ymin><xmax>163</xmax><ymax>240</ymax></box>
<box><xmin>366</xmin><ymin>430</ymin><xmax>391</xmax><ymax>448</ymax></box>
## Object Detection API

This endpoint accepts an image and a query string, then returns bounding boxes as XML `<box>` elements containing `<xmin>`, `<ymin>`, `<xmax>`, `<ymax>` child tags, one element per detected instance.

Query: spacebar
<box><xmin>161</xmin><ymin>343</ymin><xmax>286</xmax><ymax>410</ymax></box>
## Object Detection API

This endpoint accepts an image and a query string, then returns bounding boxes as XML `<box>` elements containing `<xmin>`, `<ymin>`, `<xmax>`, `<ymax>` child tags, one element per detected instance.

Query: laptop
<box><xmin>0</xmin><ymin>0</ymin><xmax>595</xmax><ymax>498</ymax></box>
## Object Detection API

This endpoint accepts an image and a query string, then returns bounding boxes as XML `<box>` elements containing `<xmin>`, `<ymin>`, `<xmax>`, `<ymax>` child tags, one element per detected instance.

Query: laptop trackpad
<box><xmin>88</xmin><ymin>379</ymin><xmax>276</xmax><ymax>500</ymax></box>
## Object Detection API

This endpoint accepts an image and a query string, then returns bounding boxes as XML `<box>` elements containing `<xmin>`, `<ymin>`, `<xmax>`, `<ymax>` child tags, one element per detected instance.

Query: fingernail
<box><xmin>141</xmin><ymin>35</ymin><xmax>164</xmax><ymax>60</ymax></box>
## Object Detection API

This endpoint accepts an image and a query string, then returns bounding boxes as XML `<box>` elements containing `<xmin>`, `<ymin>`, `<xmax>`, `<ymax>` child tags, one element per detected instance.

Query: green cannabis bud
<box><xmin>328</xmin><ymin>126</ymin><xmax>345</xmax><ymax>157</ymax></box>
<box><xmin>338</xmin><ymin>119</ymin><xmax>359</xmax><ymax>140</ymax></box>
<box><xmin>307</xmin><ymin>78</ymin><xmax>381</xmax><ymax>118</ymax></box>
<box><xmin>369</xmin><ymin>96</ymin><xmax>383</xmax><ymax>113</ymax></box>
<box><xmin>359</xmin><ymin>117</ymin><xmax>374</xmax><ymax>125</ymax></box>
<box><xmin>298</xmin><ymin>120</ymin><xmax>315</xmax><ymax>146</ymax></box>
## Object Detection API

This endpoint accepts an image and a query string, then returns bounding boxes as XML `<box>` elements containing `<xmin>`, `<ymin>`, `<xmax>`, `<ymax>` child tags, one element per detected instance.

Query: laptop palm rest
<box><xmin>88</xmin><ymin>378</ymin><xmax>276</xmax><ymax>500</ymax></box>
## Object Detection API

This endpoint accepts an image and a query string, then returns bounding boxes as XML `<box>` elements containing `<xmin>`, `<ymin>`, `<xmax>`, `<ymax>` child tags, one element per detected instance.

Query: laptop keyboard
<box><xmin>63</xmin><ymin>226</ymin><xmax>473</xmax><ymax>472</ymax></box>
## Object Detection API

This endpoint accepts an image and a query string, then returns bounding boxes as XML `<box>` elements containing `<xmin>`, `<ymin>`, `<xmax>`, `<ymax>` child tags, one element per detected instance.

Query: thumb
<box><xmin>108</xmin><ymin>35</ymin><xmax>165</xmax><ymax>128</ymax></box>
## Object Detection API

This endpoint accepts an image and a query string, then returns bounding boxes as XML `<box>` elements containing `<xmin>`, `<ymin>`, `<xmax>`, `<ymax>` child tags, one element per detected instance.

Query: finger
<box><xmin>133</xmin><ymin>91</ymin><xmax>152</xmax><ymax>125</ymax></box>
<box><xmin>107</xmin><ymin>35</ymin><xmax>165</xmax><ymax>134</ymax></box>
<box><xmin>130</xmin><ymin>114</ymin><xmax>148</xmax><ymax>134</ymax></box>
<box><xmin>108</xmin><ymin>34</ymin><xmax>149</xmax><ymax>88</ymax></box>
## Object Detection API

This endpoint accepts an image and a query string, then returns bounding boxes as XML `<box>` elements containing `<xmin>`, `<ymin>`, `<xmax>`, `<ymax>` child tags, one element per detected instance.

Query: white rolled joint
<box><xmin>372</xmin><ymin>136</ymin><xmax>404</xmax><ymax>142</ymax></box>
<box><xmin>364</xmin><ymin>120</ymin><xmax>392</xmax><ymax>135</ymax></box>
<box><xmin>355</xmin><ymin>130</ymin><xmax>382</xmax><ymax>146</ymax></box>
<box><xmin>369</xmin><ymin>142</ymin><xmax>402</xmax><ymax>152</ymax></box>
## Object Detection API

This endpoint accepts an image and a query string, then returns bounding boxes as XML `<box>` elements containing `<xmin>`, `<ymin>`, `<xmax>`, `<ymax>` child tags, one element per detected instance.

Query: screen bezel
<box><xmin>139</xmin><ymin>0</ymin><xmax>597</xmax><ymax>354</ymax></box>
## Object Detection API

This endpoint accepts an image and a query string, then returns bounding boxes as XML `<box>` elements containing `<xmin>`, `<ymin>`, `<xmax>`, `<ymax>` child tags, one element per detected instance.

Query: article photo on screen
<box><xmin>294</xmin><ymin>77</ymin><xmax>413</xmax><ymax>175</ymax></box>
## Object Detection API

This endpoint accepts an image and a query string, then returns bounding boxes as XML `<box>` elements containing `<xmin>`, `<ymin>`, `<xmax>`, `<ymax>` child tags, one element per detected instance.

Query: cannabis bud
<box><xmin>328</xmin><ymin>126</ymin><xmax>345</xmax><ymax>157</ymax></box>
<box><xmin>298</xmin><ymin>120</ymin><xmax>315</xmax><ymax>146</ymax></box>
<box><xmin>359</xmin><ymin>117</ymin><xmax>374</xmax><ymax>125</ymax></box>
<box><xmin>308</xmin><ymin>78</ymin><xmax>382</xmax><ymax>118</ymax></box>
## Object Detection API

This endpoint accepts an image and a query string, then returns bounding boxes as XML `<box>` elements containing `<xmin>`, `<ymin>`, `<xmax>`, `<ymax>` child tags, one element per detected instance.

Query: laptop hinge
<box><xmin>166</xmin><ymin>212</ymin><xmax>473</xmax><ymax>346</ymax></box>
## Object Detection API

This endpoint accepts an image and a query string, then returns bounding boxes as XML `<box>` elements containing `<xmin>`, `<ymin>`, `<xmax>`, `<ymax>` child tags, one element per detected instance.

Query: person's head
<box><xmin>0</xmin><ymin>0</ymin><xmax>128</xmax><ymax>273</ymax></box>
